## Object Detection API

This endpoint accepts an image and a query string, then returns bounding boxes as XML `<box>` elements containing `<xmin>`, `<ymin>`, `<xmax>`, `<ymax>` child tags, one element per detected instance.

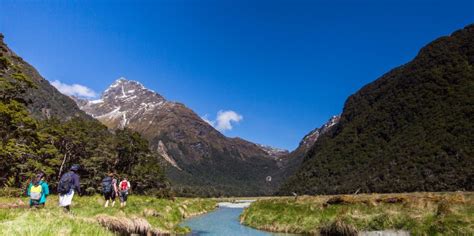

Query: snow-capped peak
<box><xmin>74</xmin><ymin>77</ymin><xmax>169</xmax><ymax>130</ymax></box>
<box><xmin>105</xmin><ymin>77</ymin><xmax>146</xmax><ymax>95</ymax></box>
<box><xmin>257</xmin><ymin>144</ymin><xmax>289</xmax><ymax>158</ymax></box>
<box><xmin>300</xmin><ymin>115</ymin><xmax>340</xmax><ymax>148</ymax></box>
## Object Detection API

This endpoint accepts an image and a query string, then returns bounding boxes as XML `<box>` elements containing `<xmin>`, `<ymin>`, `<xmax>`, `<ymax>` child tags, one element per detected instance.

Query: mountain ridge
<box><xmin>280</xmin><ymin>24</ymin><xmax>474</xmax><ymax>195</ymax></box>
<box><xmin>0</xmin><ymin>33</ymin><xmax>91</xmax><ymax>120</ymax></box>
<box><xmin>74</xmin><ymin>78</ymin><xmax>285</xmax><ymax>196</ymax></box>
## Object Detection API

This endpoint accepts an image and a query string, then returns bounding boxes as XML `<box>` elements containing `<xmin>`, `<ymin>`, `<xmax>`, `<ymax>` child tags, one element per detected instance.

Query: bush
<box><xmin>0</xmin><ymin>188</ymin><xmax>24</xmax><ymax>198</ymax></box>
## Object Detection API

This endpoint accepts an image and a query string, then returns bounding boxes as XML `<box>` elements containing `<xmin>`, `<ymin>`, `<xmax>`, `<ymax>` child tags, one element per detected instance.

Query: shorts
<box><xmin>119</xmin><ymin>191</ymin><xmax>128</xmax><ymax>202</ymax></box>
<box><xmin>103</xmin><ymin>191</ymin><xmax>116</xmax><ymax>201</ymax></box>
<box><xmin>59</xmin><ymin>189</ymin><xmax>74</xmax><ymax>207</ymax></box>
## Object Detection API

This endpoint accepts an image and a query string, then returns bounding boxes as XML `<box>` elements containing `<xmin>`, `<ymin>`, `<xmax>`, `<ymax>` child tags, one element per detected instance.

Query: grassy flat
<box><xmin>241</xmin><ymin>192</ymin><xmax>474</xmax><ymax>235</ymax></box>
<box><xmin>0</xmin><ymin>195</ymin><xmax>216</xmax><ymax>235</ymax></box>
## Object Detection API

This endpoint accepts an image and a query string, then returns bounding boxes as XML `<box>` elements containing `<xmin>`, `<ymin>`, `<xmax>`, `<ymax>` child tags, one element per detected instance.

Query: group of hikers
<box><xmin>26</xmin><ymin>164</ymin><xmax>131</xmax><ymax>211</ymax></box>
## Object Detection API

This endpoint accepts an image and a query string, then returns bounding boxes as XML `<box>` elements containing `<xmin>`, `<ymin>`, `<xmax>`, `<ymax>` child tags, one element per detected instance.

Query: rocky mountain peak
<box><xmin>300</xmin><ymin>115</ymin><xmax>340</xmax><ymax>149</ymax></box>
<box><xmin>101</xmin><ymin>77</ymin><xmax>165</xmax><ymax>104</ymax></box>
<box><xmin>257</xmin><ymin>144</ymin><xmax>289</xmax><ymax>159</ymax></box>
<box><xmin>75</xmin><ymin>77</ymin><xmax>171</xmax><ymax>129</ymax></box>
<box><xmin>72</xmin><ymin>77</ymin><xmax>281</xmax><ymax>196</ymax></box>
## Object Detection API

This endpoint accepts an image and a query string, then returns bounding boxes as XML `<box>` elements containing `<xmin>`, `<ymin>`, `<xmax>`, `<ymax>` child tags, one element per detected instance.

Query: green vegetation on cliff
<box><xmin>281</xmin><ymin>24</ymin><xmax>474</xmax><ymax>195</ymax></box>
<box><xmin>0</xmin><ymin>37</ymin><xmax>169</xmax><ymax>196</ymax></box>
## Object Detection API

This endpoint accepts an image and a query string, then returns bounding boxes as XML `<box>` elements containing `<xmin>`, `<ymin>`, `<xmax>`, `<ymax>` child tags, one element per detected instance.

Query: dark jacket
<box><xmin>71</xmin><ymin>171</ymin><xmax>81</xmax><ymax>193</ymax></box>
<box><xmin>63</xmin><ymin>171</ymin><xmax>81</xmax><ymax>194</ymax></box>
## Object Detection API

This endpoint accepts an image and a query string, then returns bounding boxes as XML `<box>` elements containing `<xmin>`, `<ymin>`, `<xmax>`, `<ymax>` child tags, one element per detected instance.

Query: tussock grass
<box><xmin>320</xmin><ymin>218</ymin><xmax>358</xmax><ymax>236</ymax></box>
<box><xmin>0</xmin><ymin>195</ymin><xmax>216</xmax><ymax>235</ymax></box>
<box><xmin>96</xmin><ymin>214</ymin><xmax>161</xmax><ymax>235</ymax></box>
<box><xmin>241</xmin><ymin>192</ymin><xmax>474</xmax><ymax>235</ymax></box>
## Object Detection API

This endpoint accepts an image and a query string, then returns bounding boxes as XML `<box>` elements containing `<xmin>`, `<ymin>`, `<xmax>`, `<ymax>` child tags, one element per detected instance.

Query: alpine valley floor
<box><xmin>0</xmin><ymin>195</ymin><xmax>216</xmax><ymax>235</ymax></box>
<box><xmin>240</xmin><ymin>192</ymin><xmax>474</xmax><ymax>235</ymax></box>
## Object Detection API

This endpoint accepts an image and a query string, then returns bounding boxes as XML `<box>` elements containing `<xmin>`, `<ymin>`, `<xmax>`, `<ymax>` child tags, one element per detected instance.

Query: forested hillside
<box><xmin>280</xmin><ymin>24</ymin><xmax>474</xmax><ymax>195</ymax></box>
<box><xmin>0</xmin><ymin>34</ymin><xmax>169</xmax><ymax>196</ymax></box>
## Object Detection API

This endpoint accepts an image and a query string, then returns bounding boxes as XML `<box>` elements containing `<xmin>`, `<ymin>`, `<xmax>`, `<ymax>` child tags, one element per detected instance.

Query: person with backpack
<box><xmin>26</xmin><ymin>172</ymin><xmax>49</xmax><ymax>208</ymax></box>
<box><xmin>118</xmin><ymin>177</ymin><xmax>131</xmax><ymax>208</ymax></box>
<box><xmin>58</xmin><ymin>164</ymin><xmax>81</xmax><ymax>212</ymax></box>
<box><xmin>102</xmin><ymin>173</ymin><xmax>118</xmax><ymax>207</ymax></box>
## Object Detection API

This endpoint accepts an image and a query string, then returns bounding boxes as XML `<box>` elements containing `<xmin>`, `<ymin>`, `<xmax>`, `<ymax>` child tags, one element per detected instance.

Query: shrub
<box><xmin>0</xmin><ymin>188</ymin><xmax>24</xmax><ymax>198</ymax></box>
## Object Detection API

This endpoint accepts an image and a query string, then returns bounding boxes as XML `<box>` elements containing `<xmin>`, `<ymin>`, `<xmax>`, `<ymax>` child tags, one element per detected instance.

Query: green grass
<box><xmin>0</xmin><ymin>195</ymin><xmax>216</xmax><ymax>235</ymax></box>
<box><xmin>240</xmin><ymin>192</ymin><xmax>474</xmax><ymax>235</ymax></box>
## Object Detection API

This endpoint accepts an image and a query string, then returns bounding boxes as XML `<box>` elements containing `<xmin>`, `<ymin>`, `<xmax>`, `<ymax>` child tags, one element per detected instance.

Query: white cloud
<box><xmin>202</xmin><ymin>110</ymin><xmax>243</xmax><ymax>132</ymax></box>
<box><xmin>50</xmin><ymin>80</ymin><xmax>97</xmax><ymax>98</ymax></box>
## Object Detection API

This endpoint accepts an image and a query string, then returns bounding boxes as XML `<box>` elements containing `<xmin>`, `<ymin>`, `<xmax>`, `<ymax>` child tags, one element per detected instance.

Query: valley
<box><xmin>0</xmin><ymin>2</ymin><xmax>473</xmax><ymax>235</ymax></box>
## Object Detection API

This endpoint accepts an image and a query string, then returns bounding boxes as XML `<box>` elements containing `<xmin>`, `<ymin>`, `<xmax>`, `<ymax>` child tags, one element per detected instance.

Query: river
<box><xmin>181</xmin><ymin>201</ymin><xmax>409</xmax><ymax>236</ymax></box>
<box><xmin>180</xmin><ymin>201</ymin><xmax>296</xmax><ymax>236</ymax></box>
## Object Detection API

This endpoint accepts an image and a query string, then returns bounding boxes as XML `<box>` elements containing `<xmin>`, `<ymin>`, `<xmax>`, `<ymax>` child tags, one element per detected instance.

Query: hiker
<box><xmin>58</xmin><ymin>164</ymin><xmax>81</xmax><ymax>212</ymax></box>
<box><xmin>102</xmin><ymin>173</ymin><xmax>118</xmax><ymax>207</ymax></box>
<box><xmin>118</xmin><ymin>177</ymin><xmax>131</xmax><ymax>208</ymax></box>
<box><xmin>26</xmin><ymin>172</ymin><xmax>49</xmax><ymax>208</ymax></box>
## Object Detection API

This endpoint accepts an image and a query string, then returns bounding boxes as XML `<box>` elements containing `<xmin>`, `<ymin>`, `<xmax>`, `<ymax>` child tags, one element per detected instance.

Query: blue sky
<box><xmin>1</xmin><ymin>0</ymin><xmax>473</xmax><ymax>150</ymax></box>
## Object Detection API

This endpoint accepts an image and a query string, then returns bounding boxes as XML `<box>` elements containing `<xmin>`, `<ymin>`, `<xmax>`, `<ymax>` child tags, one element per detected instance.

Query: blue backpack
<box><xmin>58</xmin><ymin>172</ymin><xmax>73</xmax><ymax>194</ymax></box>
<box><xmin>102</xmin><ymin>176</ymin><xmax>113</xmax><ymax>193</ymax></box>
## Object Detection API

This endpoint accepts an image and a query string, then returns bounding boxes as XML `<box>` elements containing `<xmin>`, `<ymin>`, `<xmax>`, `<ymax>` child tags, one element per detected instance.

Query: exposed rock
<box><xmin>74</xmin><ymin>78</ymin><xmax>282</xmax><ymax>196</ymax></box>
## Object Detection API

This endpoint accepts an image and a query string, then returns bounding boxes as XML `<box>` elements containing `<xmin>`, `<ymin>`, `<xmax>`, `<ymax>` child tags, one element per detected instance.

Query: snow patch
<box><xmin>120</xmin><ymin>113</ymin><xmax>127</xmax><ymax>128</ymax></box>
<box><xmin>121</xmin><ymin>85</ymin><xmax>126</xmax><ymax>97</ymax></box>
<box><xmin>89</xmin><ymin>99</ymin><xmax>104</xmax><ymax>104</ymax></box>
<box><xmin>95</xmin><ymin>107</ymin><xmax>122</xmax><ymax>120</ymax></box>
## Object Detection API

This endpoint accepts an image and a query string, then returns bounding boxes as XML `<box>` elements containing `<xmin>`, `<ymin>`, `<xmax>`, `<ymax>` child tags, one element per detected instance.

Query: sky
<box><xmin>1</xmin><ymin>0</ymin><xmax>473</xmax><ymax>150</ymax></box>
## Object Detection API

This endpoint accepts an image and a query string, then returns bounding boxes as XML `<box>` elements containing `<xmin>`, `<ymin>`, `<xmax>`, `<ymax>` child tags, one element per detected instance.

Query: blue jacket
<box><xmin>27</xmin><ymin>180</ymin><xmax>49</xmax><ymax>205</ymax></box>
<box><xmin>58</xmin><ymin>171</ymin><xmax>81</xmax><ymax>194</ymax></box>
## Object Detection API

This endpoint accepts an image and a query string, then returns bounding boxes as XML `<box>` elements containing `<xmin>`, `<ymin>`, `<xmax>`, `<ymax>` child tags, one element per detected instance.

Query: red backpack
<box><xmin>120</xmin><ymin>181</ymin><xmax>129</xmax><ymax>191</ymax></box>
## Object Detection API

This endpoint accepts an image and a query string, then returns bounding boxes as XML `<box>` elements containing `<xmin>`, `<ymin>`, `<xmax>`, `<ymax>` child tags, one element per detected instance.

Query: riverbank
<box><xmin>240</xmin><ymin>192</ymin><xmax>473</xmax><ymax>235</ymax></box>
<box><xmin>0</xmin><ymin>195</ymin><xmax>216</xmax><ymax>235</ymax></box>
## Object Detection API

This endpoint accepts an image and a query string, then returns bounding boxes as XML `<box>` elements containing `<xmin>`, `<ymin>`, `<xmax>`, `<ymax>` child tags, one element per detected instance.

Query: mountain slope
<box><xmin>280</xmin><ymin>24</ymin><xmax>474</xmax><ymax>195</ymax></box>
<box><xmin>0</xmin><ymin>34</ymin><xmax>169</xmax><ymax>196</ymax></box>
<box><xmin>76</xmin><ymin>78</ymin><xmax>282</xmax><ymax>196</ymax></box>
<box><xmin>272</xmin><ymin>115</ymin><xmax>340</xmax><ymax>184</ymax></box>
<box><xmin>0</xmin><ymin>34</ymin><xmax>89</xmax><ymax>120</ymax></box>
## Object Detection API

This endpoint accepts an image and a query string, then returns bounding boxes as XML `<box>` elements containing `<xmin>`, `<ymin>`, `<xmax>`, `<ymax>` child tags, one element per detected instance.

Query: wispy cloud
<box><xmin>202</xmin><ymin>110</ymin><xmax>243</xmax><ymax>132</ymax></box>
<box><xmin>50</xmin><ymin>80</ymin><xmax>97</xmax><ymax>98</ymax></box>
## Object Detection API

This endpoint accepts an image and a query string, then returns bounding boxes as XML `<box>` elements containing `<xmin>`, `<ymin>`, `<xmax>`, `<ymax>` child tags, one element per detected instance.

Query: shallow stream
<box><xmin>180</xmin><ymin>201</ymin><xmax>295</xmax><ymax>236</ymax></box>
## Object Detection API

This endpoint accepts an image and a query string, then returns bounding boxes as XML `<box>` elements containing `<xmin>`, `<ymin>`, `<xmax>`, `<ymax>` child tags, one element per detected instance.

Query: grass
<box><xmin>240</xmin><ymin>192</ymin><xmax>474</xmax><ymax>235</ymax></box>
<box><xmin>0</xmin><ymin>195</ymin><xmax>216</xmax><ymax>235</ymax></box>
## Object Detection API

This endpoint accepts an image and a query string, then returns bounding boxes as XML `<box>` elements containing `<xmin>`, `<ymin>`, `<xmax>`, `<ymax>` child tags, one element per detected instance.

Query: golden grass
<box><xmin>241</xmin><ymin>192</ymin><xmax>474</xmax><ymax>235</ymax></box>
<box><xmin>96</xmin><ymin>214</ymin><xmax>164</xmax><ymax>235</ymax></box>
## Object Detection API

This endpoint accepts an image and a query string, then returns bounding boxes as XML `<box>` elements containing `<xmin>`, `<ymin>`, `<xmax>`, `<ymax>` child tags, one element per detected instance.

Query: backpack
<box><xmin>120</xmin><ymin>181</ymin><xmax>129</xmax><ymax>191</ymax></box>
<box><xmin>102</xmin><ymin>177</ymin><xmax>113</xmax><ymax>193</ymax></box>
<box><xmin>58</xmin><ymin>172</ymin><xmax>73</xmax><ymax>194</ymax></box>
<box><xmin>30</xmin><ymin>184</ymin><xmax>42</xmax><ymax>201</ymax></box>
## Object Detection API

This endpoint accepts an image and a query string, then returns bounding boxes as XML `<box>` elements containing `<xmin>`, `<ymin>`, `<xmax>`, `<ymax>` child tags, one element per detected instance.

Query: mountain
<box><xmin>272</xmin><ymin>115</ymin><xmax>340</xmax><ymax>182</ymax></box>
<box><xmin>0</xmin><ymin>34</ymin><xmax>169</xmax><ymax>196</ymax></box>
<box><xmin>298</xmin><ymin>115</ymin><xmax>340</xmax><ymax>152</ymax></box>
<box><xmin>75</xmin><ymin>78</ymin><xmax>282</xmax><ymax>196</ymax></box>
<box><xmin>0</xmin><ymin>34</ymin><xmax>89</xmax><ymax>120</ymax></box>
<box><xmin>257</xmin><ymin>144</ymin><xmax>289</xmax><ymax>159</ymax></box>
<box><xmin>280</xmin><ymin>24</ymin><xmax>474</xmax><ymax>195</ymax></box>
